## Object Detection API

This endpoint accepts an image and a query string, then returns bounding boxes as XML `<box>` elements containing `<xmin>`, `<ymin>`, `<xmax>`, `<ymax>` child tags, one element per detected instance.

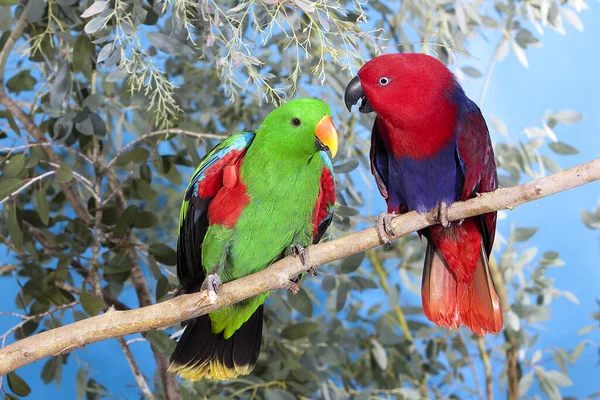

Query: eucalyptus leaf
<box><xmin>287</xmin><ymin>287</ymin><xmax>313</xmax><ymax>318</ymax></box>
<box><xmin>148</xmin><ymin>243</ymin><xmax>177</xmax><ymax>266</ymax></box>
<box><xmin>281</xmin><ymin>321</ymin><xmax>317</xmax><ymax>340</ymax></box>
<box><xmin>36</xmin><ymin>188</ymin><xmax>50</xmax><ymax>225</ymax></box>
<box><xmin>80</xmin><ymin>292</ymin><xmax>105</xmax><ymax>316</ymax></box>
<box><xmin>7</xmin><ymin>372</ymin><xmax>31</xmax><ymax>397</ymax></box>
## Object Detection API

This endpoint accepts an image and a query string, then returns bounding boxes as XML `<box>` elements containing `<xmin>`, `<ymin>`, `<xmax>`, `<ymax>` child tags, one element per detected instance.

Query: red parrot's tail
<box><xmin>421</xmin><ymin>225</ymin><xmax>503</xmax><ymax>336</ymax></box>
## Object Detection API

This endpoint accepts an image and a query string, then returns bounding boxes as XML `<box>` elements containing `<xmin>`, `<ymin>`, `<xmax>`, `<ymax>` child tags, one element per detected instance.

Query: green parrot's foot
<box><xmin>432</xmin><ymin>202</ymin><xmax>451</xmax><ymax>228</ymax></box>
<box><xmin>289</xmin><ymin>245</ymin><xmax>317</xmax><ymax>278</ymax></box>
<box><xmin>201</xmin><ymin>273</ymin><xmax>222</xmax><ymax>304</ymax></box>
<box><xmin>376</xmin><ymin>212</ymin><xmax>396</xmax><ymax>249</ymax></box>
<box><xmin>284</xmin><ymin>280</ymin><xmax>300</xmax><ymax>294</ymax></box>
<box><xmin>289</xmin><ymin>245</ymin><xmax>309</xmax><ymax>265</ymax></box>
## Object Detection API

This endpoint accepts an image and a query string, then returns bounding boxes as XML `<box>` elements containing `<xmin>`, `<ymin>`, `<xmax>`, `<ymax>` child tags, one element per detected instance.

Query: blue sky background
<box><xmin>1</xmin><ymin>3</ymin><xmax>599</xmax><ymax>399</ymax></box>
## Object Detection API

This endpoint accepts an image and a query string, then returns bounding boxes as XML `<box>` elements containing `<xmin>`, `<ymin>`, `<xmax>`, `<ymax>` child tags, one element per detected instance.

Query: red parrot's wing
<box><xmin>456</xmin><ymin>106</ymin><xmax>498</xmax><ymax>254</ymax></box>
<box><xmin>370</xmin><ymin>118</ymin><xmax>389</xmax><ymax>201</ymax></box>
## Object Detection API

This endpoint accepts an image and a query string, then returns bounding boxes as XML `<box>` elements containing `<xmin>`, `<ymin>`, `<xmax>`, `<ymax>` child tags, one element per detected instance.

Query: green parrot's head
<box><xmin>258</xmin><ymin>98</ymin><xmax>339</xmax><ymax>159</ymax></box>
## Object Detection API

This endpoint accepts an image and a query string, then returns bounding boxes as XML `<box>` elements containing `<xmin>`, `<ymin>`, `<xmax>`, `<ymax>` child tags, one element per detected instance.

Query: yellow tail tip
<box><xmin>168</xmin><ymin>360</ymin><xmax>254</xmax><ymax>381</ymax></box>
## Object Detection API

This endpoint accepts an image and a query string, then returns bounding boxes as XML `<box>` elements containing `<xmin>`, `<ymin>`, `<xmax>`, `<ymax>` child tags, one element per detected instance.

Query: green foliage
<box><xmin>0</xmin><ymin>0</ymin><xmax>597</xmax><ymax>399</ymax></box>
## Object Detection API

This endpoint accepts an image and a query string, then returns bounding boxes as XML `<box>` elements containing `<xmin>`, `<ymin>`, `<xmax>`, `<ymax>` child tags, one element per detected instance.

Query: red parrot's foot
<box><xmin>433</xmin><ymin>202</ymin><xmax>451</xmax><ymax>228</ymax></box>
<box><xmin>289</xmin><ymin>245</ymin><xmax>317</xmax><ymax>279</ymax></box>
<box><xmin>201</xmin><ymin>273</ymin><xmax>222</xmax><ymax>304</ymax></box>
<box><xmin>376</xmin><ymin>212</ymin><xmax>396</xmax><ymax>248</ymax></box>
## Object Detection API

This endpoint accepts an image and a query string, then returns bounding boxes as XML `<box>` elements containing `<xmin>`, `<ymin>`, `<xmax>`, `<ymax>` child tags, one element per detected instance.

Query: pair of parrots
<box><xmin>168</xmin><ymin>53</ymin><xmax>503</xmax><ymax>381</ymax></box>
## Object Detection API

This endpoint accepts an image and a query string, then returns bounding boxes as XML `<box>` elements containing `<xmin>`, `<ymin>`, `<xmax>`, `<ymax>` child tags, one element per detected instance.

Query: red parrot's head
<box><xmin>344</xmin><ymin>53</ymin><xmax>457</xmax><ymax>125</ymax></box>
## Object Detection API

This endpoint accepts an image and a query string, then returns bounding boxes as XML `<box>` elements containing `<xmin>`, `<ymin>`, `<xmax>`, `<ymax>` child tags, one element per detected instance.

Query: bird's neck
<box><xmin>376</xmin><ymin>103</ymin><xmax>458</xmax><ymax>160</ymax></box>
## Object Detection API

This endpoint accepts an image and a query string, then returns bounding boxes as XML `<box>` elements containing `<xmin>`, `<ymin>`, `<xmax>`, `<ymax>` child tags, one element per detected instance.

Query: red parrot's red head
<box><xmin>344</xmin><ymin>53</ymin><xmax>461</xmax><ymax>158</ymax></box>
<box><xmin>345</xmin><ymin>53</ymin><xmax>457</xmax><ymax>124</ymax></box>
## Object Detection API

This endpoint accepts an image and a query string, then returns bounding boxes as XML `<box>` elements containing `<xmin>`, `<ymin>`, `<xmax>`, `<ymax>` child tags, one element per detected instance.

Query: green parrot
<box><xmin>168</xmin><ymin>98</ymin><xmax>338</xmax><ymax>380</ymax></box>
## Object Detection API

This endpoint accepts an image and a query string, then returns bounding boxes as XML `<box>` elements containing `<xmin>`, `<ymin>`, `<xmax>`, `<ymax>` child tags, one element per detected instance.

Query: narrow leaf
<box><xmin>36</xmin><ymin>187</ymin><xmax>49</xmax><ymax>225</ymax></box>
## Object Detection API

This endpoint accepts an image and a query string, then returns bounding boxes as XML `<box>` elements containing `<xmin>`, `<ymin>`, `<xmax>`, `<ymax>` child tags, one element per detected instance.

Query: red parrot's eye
<box><xmin>291</xmin><ymin>117</ymin><xmax>302</xmax><ymax>126</ymax></box>
<box><xmin>378</xmin><ymin>77</ymin><xmax>391</xmax><ymax>86</ymax></box>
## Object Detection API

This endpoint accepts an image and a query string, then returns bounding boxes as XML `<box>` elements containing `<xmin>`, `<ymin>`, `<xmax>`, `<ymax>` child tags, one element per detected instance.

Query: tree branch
<box><xmin>105</xmin><ymin>129</ymin><xmax>227</xmax><ymax>170</ymax></box>
<box><xmin>0</xmin><ymin>8</ymin><xmax>91</xmax><ymax>222</ymax></box>
<box><xmin>0</xmin><ymin>158</ymin><xmax>599</xmax><ymax>375</ymax></box>
<box><xmin>116</xmin><ymin>336</ymin><xmax>155</xmax><ymax>400</ymax></box>
<box><xmin>475</xmin><ymin>337</ymin><xmax>493</xmax><ymax>400</ymax></box>
<box><xmin>100</xmin><ymin>160</ymin><xmax>181</xmax><ymax>400</ymax></box>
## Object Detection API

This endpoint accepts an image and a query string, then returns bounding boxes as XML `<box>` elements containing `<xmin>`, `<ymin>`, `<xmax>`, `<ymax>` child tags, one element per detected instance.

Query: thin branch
<box><xmin>368</xmin><ymin>249</ymin><xmax>428</xmax><ymax>396</ymax></box>
<box><xmin>0</xmin><ymin>264</ymin><xmax>18</xmax><ymax>275</ymax></box>
<box><xmin>0</xmin><ymin>143</ymin><xmax>93</xmax><ymax>165</ymax></box>
<box><xmin>479</xmin><ymin>39</ymin><xmax>506</xmax><ymax>107</ymax></box>
<box><xmin>105</xmin><ymin>129</ymin><xmax>227</xmax><ymax>170</ymax></box>
<box><xmin>0</xmin><ymin>301</ymin><xmax>79</xmax><ymax>347</ymax></box>
<box><xmin>90</xmin><ymin>138</ymin><xmax>103</xmax><ymax>297</ymax></box>
<box><xmin>476</xmin><ymin>336</ymin><xmax>493</xmax><ymax>400</ymax></box>
<box><xmin>0</xmin><ymin>158</ymin><xmax>598</xmax><ymax>374</ymax></box>
<box><xmin>0</xmin><ymin>8</ymin><xmax>90</xmax><ymax>222</ymax></box>
<box><xmin>0</xmin><ymin>171</ymin><xmax>55</xmax><ymax>205</ymax></box>
<box><xmin>99</xmin><ymin>157</ymin><xmax>181</xmax><ymax>400</ymax></box>
<box><xmin>116</xmin><ymin>336</ymin><xmax>155</xmax><ymax>400</ymax></box>
<box><xmin>0</xmin><ymin>9</ymin><xmax>27</xmax><ymax>77</ymax></box>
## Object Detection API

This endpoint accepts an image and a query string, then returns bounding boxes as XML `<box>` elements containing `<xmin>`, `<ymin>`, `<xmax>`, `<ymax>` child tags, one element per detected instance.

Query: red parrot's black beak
<box><xmin>344</xmin><ymin>76</ymin><xmax>373</xmax><ymax>113</ymax></box>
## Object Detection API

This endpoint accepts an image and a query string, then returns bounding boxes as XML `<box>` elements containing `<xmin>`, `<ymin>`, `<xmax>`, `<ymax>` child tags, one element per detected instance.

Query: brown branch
<box><xmin>101</xmin><ymin>161</ymin><xmax>181</xmax><ymax>400</ymax></box>
<box><xmin>0</xmin><ymin>8</ymin><xmax>90</xmax><ymax>222</ymax></box>
<box><xmin>0</xmin><ymin>158</ymin><xmax>598</xmax><ymax>375</ymax></box>
<box><xmin>116</xmin><ymin>336</ymin><xmax>155</xmax><ymax>400</ymax></box>
<box><xmin>475</xmin><ymin>337</ymin><xmax>493</xmax><ymax>400</ymax></box>
<box><xmin>368</xmin><ymin>249</ymin><xmax>428</xmax><ymax>396</ymax></box>
<box><xmin>105</xmin><ymin>129</ymin><xmax>227</xmax><ymax>170</ymax></box>
<box><xmin>489</xmin><ymin>257</ymin><xmax>520</xmax><ymax>400</ymax></box>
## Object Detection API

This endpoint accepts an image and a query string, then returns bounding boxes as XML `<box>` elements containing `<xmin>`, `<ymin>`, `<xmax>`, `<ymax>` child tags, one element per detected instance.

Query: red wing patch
<box><xmin>207</xmin><ymin>157</ymin><xmax>250</xmax><ymax>229</ymax></box>
<box><xmin>311</xmin><ymin>167</ymin><xmax>335</xmax><ymax>239</ymax></box>
<box><xmin>198</xmin><ymin>150</ymin><xmax>246</xmax><ymax>198</ymax></box>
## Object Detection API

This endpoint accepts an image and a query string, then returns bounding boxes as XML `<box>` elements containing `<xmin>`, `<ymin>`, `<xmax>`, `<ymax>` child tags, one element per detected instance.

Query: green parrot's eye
<box><xmin>291</xmin><ymin>117</ymin><xmax>302</xmax><ymax>127</ymax></box>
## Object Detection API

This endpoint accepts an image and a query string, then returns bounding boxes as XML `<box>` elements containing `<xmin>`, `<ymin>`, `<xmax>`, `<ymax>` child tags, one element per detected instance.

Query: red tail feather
<box><xmin>422</xmin><ymin>230</ymin><xmax>503</xmax><ymax>335</ymax></box>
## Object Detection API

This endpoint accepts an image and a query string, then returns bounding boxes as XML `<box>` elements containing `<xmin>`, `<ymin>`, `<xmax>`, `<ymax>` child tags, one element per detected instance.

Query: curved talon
<box><xmin>201</xmin><ymin>273</ymin><xmax>222</xmax><ymax>304</ymax></box>
<box><xmin>289</xmin><ymin>245</ymin><xmax>309</xmax><ymax>266</ymax></box>
<box><xmin>439</xmin><ymin>202</ymin><xmax>450</xmax><ymax>228</ymax></box>
<box><xmin>432</xmin><ymin>202</ymin><xmax>451</xmax><ymax>228</ymax></box>
<box><xmin>376</xmin><ymin>212</ymin><xmax>396</xmax><ymax>245</ymax></box>
<box><xmin>289</xmin><ymin>245</ymin><xmax>316</xmax><ymax>277</ymax></box>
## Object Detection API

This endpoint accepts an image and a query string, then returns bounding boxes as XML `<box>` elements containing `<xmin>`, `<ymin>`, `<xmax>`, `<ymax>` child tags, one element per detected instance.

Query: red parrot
<box><xmin>344</xmin><ymin>53</ymin><xmax>502</xmax><ymax>335</ymax></box>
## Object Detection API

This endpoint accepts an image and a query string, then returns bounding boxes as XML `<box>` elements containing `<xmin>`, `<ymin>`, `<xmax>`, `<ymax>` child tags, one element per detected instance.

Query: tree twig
<box><xmin>476</xmin><ymin>336</ymin><xmax>493</xmax><ymax>400</ymax></box>
<box><xmin>105</xmin><ymin>129</ymin><xmax>227</xmax><ymax>170</ymax></box>
<box><xmin>0</xmin><ymin>171</ymin><xmax>55</xmax><ymax>205</ymax></box>
<box><xmin>116</xmin><ymin>336</ymin><xmax>155</xmax><ymax>400</ymax></box>
<box><xmin>0</xmin><ymin>158</ymin><xmax>598</xmax><ymax>374</ymax></box>
<box><xmin>0</xmin><ymin>8</ymin><xmax>91</xmax><ymax>222</ymax></box>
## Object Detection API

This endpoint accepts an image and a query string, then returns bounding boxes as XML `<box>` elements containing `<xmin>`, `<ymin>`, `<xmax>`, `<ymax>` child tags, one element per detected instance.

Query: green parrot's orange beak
<box><xmin>314</xmin><ymin>115</ymin><xmax>338</xmax><ymax>158</ymax></box>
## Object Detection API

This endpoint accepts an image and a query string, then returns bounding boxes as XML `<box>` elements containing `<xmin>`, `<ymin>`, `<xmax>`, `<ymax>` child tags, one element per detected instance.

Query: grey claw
<box><xmin>290</xmin><ymin>244</ymin><xmax>312</xmax><ymax>268</ymax></box>
<box><xmin>438</xmin><ymin>202</ymin><xmax>450</xmax><ymax>228</ymax></box>
<box><xmin>376</xmin><ymin>212</ymin><xmax>396</xmax><ymax>245</ymax></box>
<box><xmin>202</xmin><ymin>273</ymin><xmax>221</xmax><ymax>303</ymax></box>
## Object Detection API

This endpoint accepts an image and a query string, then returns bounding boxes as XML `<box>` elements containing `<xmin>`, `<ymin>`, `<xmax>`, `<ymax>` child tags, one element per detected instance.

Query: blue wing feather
<box><xmin>185</xmin><ymin>132</ymin><xmax>255</xmax><ymax>200</ymax></box>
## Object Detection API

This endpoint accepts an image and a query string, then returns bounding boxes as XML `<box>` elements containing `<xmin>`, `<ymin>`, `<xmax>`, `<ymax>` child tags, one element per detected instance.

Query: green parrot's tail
<box><xmin>168</xmin><ymin>305</ymin><xmax>263</xmax><ymax>381</ymax></box>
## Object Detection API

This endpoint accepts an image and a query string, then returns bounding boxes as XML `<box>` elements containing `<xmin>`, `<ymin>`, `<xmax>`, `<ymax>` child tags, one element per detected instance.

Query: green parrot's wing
<box><xmin>312</xmin><ymin>151</ymin><xmax>336</xmax><ymax>244</ymax></box>
<box><xmin>176</xmin><ymin>132</ymin><xmax>255</xmax><ymax>290</ymax></box>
